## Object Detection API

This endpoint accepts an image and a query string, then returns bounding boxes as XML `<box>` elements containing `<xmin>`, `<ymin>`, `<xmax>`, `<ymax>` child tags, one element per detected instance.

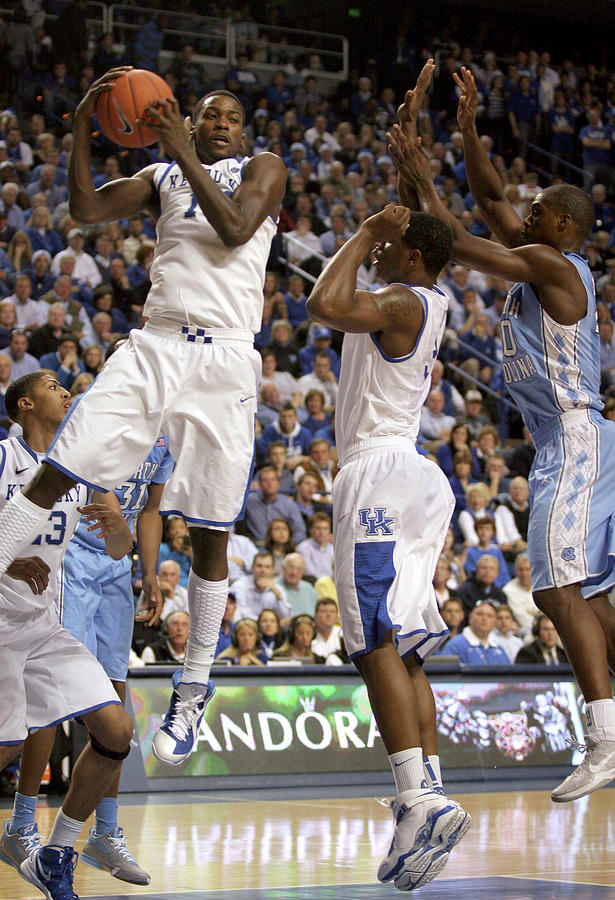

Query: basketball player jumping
<box><xmin>307</xmin><ymin>204</ymin><xmax>471</xmax><ymax>891</ymax></box>
<box><xmin>0</xmin><ymin>67</ymin><xmax>287</xmax><ymax>767</ymax></box>
<box><xmin>390</xmin><ymin>60</ymin><xmax>615</xmax><ymax>803</ymax></box>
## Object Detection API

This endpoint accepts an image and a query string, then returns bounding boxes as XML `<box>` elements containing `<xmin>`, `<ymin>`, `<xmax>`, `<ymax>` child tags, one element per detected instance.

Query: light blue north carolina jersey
<box><xmin>71</xmin><ymin>435</ymin><xmax>174</xmax><ymax>551</ymax></box>
<box><xmin>500</xmin><ymin>253</ymin><xmax>602</xmax><ymax>438</ymax></box>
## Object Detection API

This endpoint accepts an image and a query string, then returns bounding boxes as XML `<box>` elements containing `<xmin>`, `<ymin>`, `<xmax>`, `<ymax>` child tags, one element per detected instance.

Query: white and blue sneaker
<box><xmin>152</xmin><ymin>669</ymin><xmax>215</xmax><ymax>766</ymax></box>
<box><xmin>81</xmin><ymin>826</ymin><xmax>150</xmax><ymax>884</ymax></box>
<box><xmin>20</xmin><ymin>845</ymin><xmax>79</xmax><ymax>900</ymax></box>
<box><xmin>0</xmin><ymin>819</ymin><xmax>43</xmax><ymax>874</ymax></box>
<box><xmin>377</xmin><ymin>788</ymin><xmax>471</xmax><ymax>891</ymax></box>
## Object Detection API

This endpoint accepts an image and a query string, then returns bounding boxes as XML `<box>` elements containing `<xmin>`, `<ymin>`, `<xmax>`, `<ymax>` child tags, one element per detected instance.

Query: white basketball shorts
<box><xmin>333</xmin><ymin>440</ymin><xmax>454</xmax><ymax>662</ymax></box>
<box><xmin>0</xmin><ymin>604</ymin><xmax>120</xmax><ymax>745</ymax></box>
<box><xmin>47</xmin><ymin>321</ymin><xmax>260</xmax><ymax>526</ymax></box>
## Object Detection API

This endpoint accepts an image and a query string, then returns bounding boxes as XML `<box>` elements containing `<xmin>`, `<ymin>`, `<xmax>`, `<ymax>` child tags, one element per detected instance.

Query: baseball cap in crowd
<box><xmin>253</xmin><ymin>109</ymin><xmax>268</xmax><ymax>119</ymax></box>
<box><xmin>314</xmin><ymin>326</ymin><xmax>332</xmax><ymax>339</ymax></box>
<box><xmin>376</xmin><ymin>154</ymin><xmax>393</xmax><ymax>167</ymax></box>
<box><xmin>465</xmin><ymin>390</ymin><xmax>483</xmax><ymax>403</ymax></box>
<box><xmin>0</xmin><ymin>141</ymin><xmax>6</xmax><ymax>150</ymax></box>
<box><xmin>290</xmin><ymin>142</ymin><xmax>306</xmax><ymax>154</ymax></box>
<box><xmin>67</xmin><ymin>228</ymin><xmax>84</xmax><ymax>239</ymax></box>
<box><xmin>32</xmin><ymin>249</ymin><xmax>52</xmax><ymax>264</ymax></box>
<box><xmin>357</xmin><ymin>149</ymin><xmax>373</xmax><ymax>159</ymax></box>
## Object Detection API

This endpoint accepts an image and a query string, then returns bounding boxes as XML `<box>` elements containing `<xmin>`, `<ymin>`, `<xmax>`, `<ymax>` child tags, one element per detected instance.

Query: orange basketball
<box><xmin>95</xmin><ymin>70</ymin><xmax>175</xmax><ymax>148</ymax></box>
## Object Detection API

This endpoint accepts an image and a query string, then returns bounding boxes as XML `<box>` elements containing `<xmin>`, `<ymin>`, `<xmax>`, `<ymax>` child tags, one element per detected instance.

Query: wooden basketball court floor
<box><xmin>2</xmin><ymin>784</ymin><xmax>615</xmax><ymax>899</ymax></box>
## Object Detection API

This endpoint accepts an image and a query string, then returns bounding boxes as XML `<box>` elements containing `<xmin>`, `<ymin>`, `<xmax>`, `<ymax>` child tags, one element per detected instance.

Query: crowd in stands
<box><xmin>2</xmin><ymin>1</ymin><xmax>614</xmax><ymax>668</ymax></box>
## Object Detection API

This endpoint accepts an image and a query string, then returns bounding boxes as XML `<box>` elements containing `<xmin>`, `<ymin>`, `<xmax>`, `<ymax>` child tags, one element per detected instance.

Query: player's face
<box><xmin>521</xmin><ymin>195</ymin><xmax>559</xmax><ymax>246</ymax></box>
<box><xmin>33</xmin><ymin>375</ymin><xmax>71</xmax><ymax>426</ymax></box>
<box><xmin>371</xmin><ymin>238</ymin><xmax>404</xmax><ymax>282</ymax></box>
<box><xmin>193</xmin><ymin>96</ymin><xmax>245</xmax><ymax>163</ymax></box>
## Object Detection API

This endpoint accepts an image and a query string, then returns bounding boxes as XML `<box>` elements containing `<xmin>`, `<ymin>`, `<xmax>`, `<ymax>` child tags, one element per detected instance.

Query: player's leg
<box><xmin>152</xmin><ymin>526</ymin><xmax>226</xmax><ymax>765</ymax></box>
<box><xmin>354</xmin><ymin>638</ymin><xmax>468</xmax><ymax>891</ymax></box>
<box><xmin>80</xmin><ymin>679</ymin><xmax>150</xmax><ymax>885</ymax></box>
<box><xmin>20</xmin><ymin>704</ymin><xmax>133</xmax><ymax>899</ymax></box>
<box><xmin>536</xmin><ymin>585</ymin><xmax>615</xmax><ymax>801</ymax></box>
<box><xmin>403</xmin><ymin>657</ymin><xmax>443</xmax><ymax>793</ymax></box>
<box><xmin>152</xmin><ymin>340</ymin><xmax>256</xmax><ymax>765</ymax></box>
<box><xmin>0</xmin><ymin>728</ymin><xmax>56</xmax><ymax>871</ymax></box>
<box><xmin>587</xmin><ymin>592</ymin><xmax>615</xmax><ymax>672</ymax></box>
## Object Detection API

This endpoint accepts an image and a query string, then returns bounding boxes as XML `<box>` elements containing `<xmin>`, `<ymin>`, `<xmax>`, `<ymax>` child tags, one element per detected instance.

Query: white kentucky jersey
<box><xmin>145</xmin><ymin>156</ymin><xmax>277</xmax><ymax>332</ymax></box>
<box><xmin>0</xmin><ymin>437</ymin><xmax>86</xmax><ymax>612</ymax></box>
<box><xmin>500</xmin><ymin>253</ymin><xmax>602</xmax><ymax>438</ymax></box>
<box><xmin>336</xmin><ymin>283</ymin><xmax>449</xmax><ymax>464</ymax></box>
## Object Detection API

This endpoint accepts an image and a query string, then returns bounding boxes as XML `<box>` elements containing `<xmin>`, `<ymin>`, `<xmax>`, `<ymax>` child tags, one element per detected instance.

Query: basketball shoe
<box><xmin>152</xmin><ymin>669</ymin><xmax>215</xmax><ymax>765</ymax></box>
<box><xmin>551</xmin><ymin>735</ymin><xmax>615</xmax><ymax>802</ymax></box>
<box><xmin>81</xmin><ymin>826</ymin><xmax>150</xmax><ymax>884</ymax></box>
<box><xmin>0</xmin><ymin>820</ymin><xmax>42</xmax><ymax>873</ymax></box>
<box><xmin>20</xmin><ymin>845</ymin><xmax>79</xmax><ymax>900</ymax></box>
<box><xmin>377</xmin><ymin>788</ymin><xmax>472</xmax><ymax>891</ymax></box>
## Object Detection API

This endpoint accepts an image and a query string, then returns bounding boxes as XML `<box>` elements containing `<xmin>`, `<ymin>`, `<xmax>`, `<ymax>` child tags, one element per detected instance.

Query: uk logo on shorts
<box><xmin>358</xmin><ymin>507</ymin><xmax>394</xmax><ymax>536</ymax></box>
<box><xmin>561</xmin><ymin>547</ymin><xmax>576</xmax><ymax>562</ymax></box>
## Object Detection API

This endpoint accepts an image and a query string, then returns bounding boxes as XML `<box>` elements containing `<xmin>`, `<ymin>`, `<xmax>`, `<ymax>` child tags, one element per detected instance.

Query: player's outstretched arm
<box><xmin>69</xmin><ymin>67</ymin><xmax>158</xmax><ymax>226</ymax></box>
<box><xmin>396</xmin><ymin>59</ymin><xmax>436</xmax><ymax>211</ymax></box>
<box><xmin>388</xmin><ymin>127</ymin><xmax>586</xmax><ymax>325</ymax></box>
<box><xmin>453</xmin><ymin>67</ymin><xmax>523</xmax><ymax>247</ymax></box>
<box><xmin>307</xmin><ymin>204</ymin><xmax>422</xmax><ymax>341</ymax></box>
<box><xmin>135</xmin><ymin>482</ymin><xmax>164</xmax><ymax>626</ymax></box>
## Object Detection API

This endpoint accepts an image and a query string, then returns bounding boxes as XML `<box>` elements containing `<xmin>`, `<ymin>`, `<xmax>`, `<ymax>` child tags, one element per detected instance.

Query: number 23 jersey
<box><xmin>145</xmin><ymin>157</ymin><xmax>277</xmax><ymax>333</ymax></box>
<box><xmin>0</xmin><ymin>436</ymin><xmax>86</xmax><ymax>612</ymax></box>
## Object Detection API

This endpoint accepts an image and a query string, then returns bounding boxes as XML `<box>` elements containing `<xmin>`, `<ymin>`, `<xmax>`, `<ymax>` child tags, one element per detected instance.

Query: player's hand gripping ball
<box><xmin>95</xmin><ymin>69</ymin><xmax>174</xmax><ymax>148</ymax></box>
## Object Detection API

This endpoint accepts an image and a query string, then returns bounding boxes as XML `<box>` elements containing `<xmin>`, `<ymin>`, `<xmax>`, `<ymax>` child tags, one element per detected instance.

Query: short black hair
<box><xmin>192</xmin><ymin>90</ymin><xmax>245</xmax><ymax>126</ymax></box>
<box><xmin>5</xmin><ymin>371</ymin><xmax>50</xmax><ymax>422</ymax></box>
<box><xmin>540</xmin><ymin>184</ymin><xmax>594</xmax><ymax>242</ymax></box>
<box><xmin>403</xmin><ymin>212</ymin><xmax>453</xmax><ymax>277</ymax></box>
<box><xmin>104</xmin><ymin>334</ymin><xmax>129</xmax><ymax>362</ymax></box>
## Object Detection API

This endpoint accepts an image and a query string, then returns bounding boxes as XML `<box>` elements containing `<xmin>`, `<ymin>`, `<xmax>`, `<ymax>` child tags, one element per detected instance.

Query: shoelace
<box><xmin>565</xmin><ymin>734</ymin><xmax>597</xmax><ymax>755</ymax></box>
<box><xmin>167</xmin><ymin>696</ymin><xmax>203</xmax><ymax>741</ymax></box>
<box><xmin>107</xmin><ymin>830</ymin><xmax>136</xmax><ymax>862</ymax></box>
<box><xmin>17</xmin><ymin>825</ymin><xmax>42</xmax><ymax>855</ymax></box>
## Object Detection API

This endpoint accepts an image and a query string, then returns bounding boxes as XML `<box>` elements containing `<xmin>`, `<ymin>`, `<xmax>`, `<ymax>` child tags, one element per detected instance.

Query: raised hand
<box><xmin>137</xmin><ymin>97</ymin><xmax>192</xmax><ymax>160</ymax></box>
<box><xmin>397</xmin><ymin>58</ymin><xmax>435</xmax><ymax>138</ymax></box>
<box><xmin>387</xmin><ymin>124</ymin><xmax>432</xmax><ymax>189</ymax></box>
<box><xmin>75</xmin><ymin>66</ymin><xmax>133</xmax><ymax>121</ymax></box>
<box><xmin>453</xmin><ymin>66</ymin><xmax>479</xmax><ymax>130</ymax></box>
<box><xmin>361</xmin><ymin>203</ymin><xmax>411</xmax><ymax>242</ymax></box>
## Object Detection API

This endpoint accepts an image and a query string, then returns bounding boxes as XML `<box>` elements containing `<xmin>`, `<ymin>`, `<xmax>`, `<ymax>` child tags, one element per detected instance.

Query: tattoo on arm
<box><xmin>374</xmin><ymin>294</ymin><xmax>414</xmax><ymax>318</ymax></box>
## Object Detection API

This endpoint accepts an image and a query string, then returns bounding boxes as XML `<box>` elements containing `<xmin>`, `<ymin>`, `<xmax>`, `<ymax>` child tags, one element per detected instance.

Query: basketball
<box><xmin>95</xmin><ymin>69</ymin><xmax>175</xmax><ymax>148</ymax></box>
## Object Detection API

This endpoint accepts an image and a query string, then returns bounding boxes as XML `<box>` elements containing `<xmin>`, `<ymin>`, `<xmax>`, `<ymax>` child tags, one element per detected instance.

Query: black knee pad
<box><xmin>89</xmin><ymin>733</ymin><xmax>131</xmax><ymax>761</ymax></box>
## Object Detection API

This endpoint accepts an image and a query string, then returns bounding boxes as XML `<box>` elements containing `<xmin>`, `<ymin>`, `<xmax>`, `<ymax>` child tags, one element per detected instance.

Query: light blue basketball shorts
<box><xmin>60</xmin><ymin>542</ymin><xmax>134</xmax><ymax>682</ymax></box>
<box><xmin>528</xmin><ymin>409</ymin><xmax>615</xmax><ymax>598</ymax></box>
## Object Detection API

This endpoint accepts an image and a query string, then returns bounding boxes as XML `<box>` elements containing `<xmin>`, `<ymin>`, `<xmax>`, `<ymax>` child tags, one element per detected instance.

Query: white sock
<box><xmin>179</xmin><ymin>572</ymin><xmax>228</xmax><ymax>686</ymax></box>
<box><xmin>388</xmin><ymin>747</ymin><xmax>426</xmax><ymax>795</ymax></box>
<box><xmin>47</xmin><ymin>809</ymin><xmax>84</xmax><ymax>850</ymax></box>
<box><xmin>585</xmin><ymin>698</ymin><xmax>615</xmax><ymax>742</ymax></box>
<box><xmin>423</xmin><ymin>754</ymin><xmax>443</xmax><ymax>791</ymax></box>
<box><xmin>0</xmin><ymin>491</ymin><xmax>49</xmax><ymax>575</ymax></box>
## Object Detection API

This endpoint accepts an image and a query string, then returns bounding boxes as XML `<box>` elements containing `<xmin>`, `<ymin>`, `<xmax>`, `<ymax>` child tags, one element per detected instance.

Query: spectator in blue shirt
<box><xmin>259</xmin><ymin>402</ymin><xmax>312</xmax><ymax>463</ymax></box>
<box><xmin>283</xmin><ymin>274</ymin><xmax>309</xmax><ymax>330</ymax></box>
<box><xmin>443</xmin><ymin>600</ymin><xmax>511</xmax><ymax>665</ymax></box>
<box><xmin>298</xmin><ymin>325</ymin><xmax>340</xmax><ymax>378</ymax></box>
<box><xmin>39</xmin><ymin>331</ymin><xmax>85</xmax><ymax>390</ymax></box>
<box><xmin>244</xmin><ymin>466</ymin><xmax>307</xmax><ymax>547</ymax></box>
<box><xmin>464</xmin><ymin>517</ymin><xmax>510</xmax><ymax>588</ymax></box>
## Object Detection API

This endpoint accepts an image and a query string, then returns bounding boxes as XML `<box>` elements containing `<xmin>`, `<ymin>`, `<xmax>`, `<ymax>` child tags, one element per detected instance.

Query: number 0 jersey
<box><xmin>335</xmin><ymin>284</ymin><xmax>449</xmax><ymax>465</ymax></box>
<box><xmin>144</xmin><ymin>157</ymin><xmax>277</xmax><ymax>333</ymax></box>
<box><xmin>500</xmin><ymin>253</ymin><xmax>602</xmax><ymax>440</ymax></box>
<box><xmin>0</xmin><ymin>437</ymin><xmax>87</xmax><ymax>612</ymax></box>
